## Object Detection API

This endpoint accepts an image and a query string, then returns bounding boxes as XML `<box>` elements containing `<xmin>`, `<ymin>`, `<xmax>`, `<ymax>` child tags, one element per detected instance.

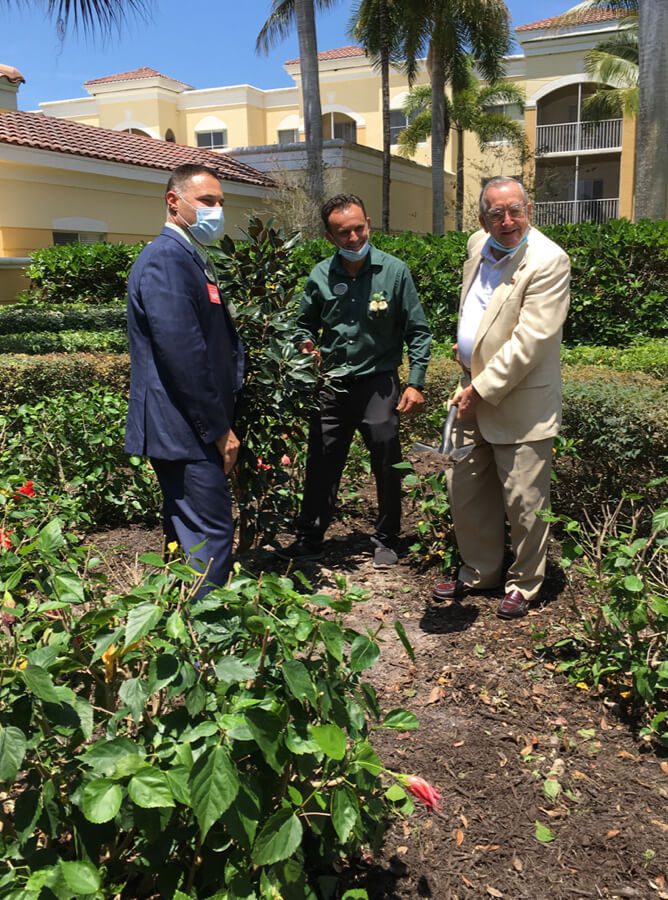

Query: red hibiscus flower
<box><xmin>15</xmin><ymin>480</ymin><xmax>36</xmax><ymax>498</ymax></box>
<box><xmin>280</xmin><ymin>454</ymin><xmax>291</xmax><ymax>466</ymax></box>
<box><xmin>256</xmin><ymin>457</ymin><xmax>272</xmax><ymax>472</ymax></box>
<box><xmin>405</xmin><ymin>775</ymin><xmax>442</xmax><ymax>811</ymax></box>
<box><xmin>0</xmin><ymin>529</ymin><xmax>13</xmax><ymax>551</ymax></box>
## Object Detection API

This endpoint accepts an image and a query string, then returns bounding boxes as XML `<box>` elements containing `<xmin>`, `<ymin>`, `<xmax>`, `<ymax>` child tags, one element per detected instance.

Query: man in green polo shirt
<box><xmin>277</xmin><ymin>193</ymin><xmax>432</xmax><ymax>568</ymax></box>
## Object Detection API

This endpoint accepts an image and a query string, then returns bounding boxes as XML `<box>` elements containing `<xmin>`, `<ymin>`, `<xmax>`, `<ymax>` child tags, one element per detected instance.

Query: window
<box><xmin>53</xmin><ymin>231</ymin><xmax>107</xmax><ymax>245</ymax></box>
<box><xmin>121</xmin><ymin>127</ymin><xmax>151</xmax><ymax>137</ymax></box>
<box><xmin>196</xmin><ymin>130</ymin><xmax>228</xmax><ymax>150</ymax></box>
<box><xmin>333</xmin><ymin>119</ymin><xmax>357</xmax><ymax>142</ymax></box>
<box><xmin>390</xmin><ymin>110</ymin><xmax>409</xmax><ymax>144</ymax></box>
<box><xmin>278</xmin><ymin>128</ymin><xmax>299</xmax><ymax>144</ymax></box>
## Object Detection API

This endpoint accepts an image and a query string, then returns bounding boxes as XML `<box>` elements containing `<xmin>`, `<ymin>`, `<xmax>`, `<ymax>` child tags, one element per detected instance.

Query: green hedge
<box><xmin>0</xmin><ymin>303</ymin><xmax>126</xmax><ymax>335</ymax></box>
<box><xmin>0</xmin><ymin>329</ymin><xmax>128</xmax><ymax>355</ymax></box>
<box><xmin>0</xmin><ymin>353</ymin><xmax>130</xmax><ymax>410</ymax></box>
<box><xmin>18</xmin><ymin>241</ymin><xmax>143</xmax><ymax>305</ymax></box>
<box><xmin>17</xmin><ymin>221</ymin><xmax>667</xmax><ymax>348</ymax></box>
<box><xmin>561</xmin><ymin>338</ymin><xmax>668</xmax><ymax>380</ymax></box>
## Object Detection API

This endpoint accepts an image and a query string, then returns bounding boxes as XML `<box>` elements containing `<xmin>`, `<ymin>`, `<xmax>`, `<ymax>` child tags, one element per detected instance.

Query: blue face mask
<box><xmin>179</xmin><ymin>196</ymin><xmax>225</xmax><ymax>245</ymax></box>
<box><xmin>487</xmin><ymin>232</ymin><xmax>528</xmax><ymax>255</ymax></box>
<box><xmin>338</xmin><ymin>241</ymin><xmax>371</xmax><ymax>262</ymax></box>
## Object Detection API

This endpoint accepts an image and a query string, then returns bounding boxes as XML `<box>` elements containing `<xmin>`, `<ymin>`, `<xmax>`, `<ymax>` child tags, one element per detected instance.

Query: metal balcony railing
<box><xmin>533</xmin><ymin>198</ymin><xmax>620</xmax><ymax>225</ymax></box>
<box><xmin>535</xmin><ymin>118</ymin><xmax>622</xmax><ymax>155</ymax></box>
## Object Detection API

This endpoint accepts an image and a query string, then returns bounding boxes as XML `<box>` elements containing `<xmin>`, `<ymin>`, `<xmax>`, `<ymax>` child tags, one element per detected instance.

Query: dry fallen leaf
<box><xmin>486</xmin><ymin>887</ymin><xmax>504</xmax><ymax>898</ymax></box>
<box><xmin>460</xmin><ymin>814</ymin><xmax>469</xmax><ymax>828</ymax></box>
<box><xmin>475</xmin><ymin>844</ymin><xmax>501</xmax><ymax>852</ymax></box>
<box><xmin>650</xmin><ymin>819</ymin><xmax>668</xmax><ymax>833</ymax></box>
<box><xmin>396</xmin><ymin>845</ymin><xmax>408</xmax><ymax>856</ymax></box>
<box><xmin>427</xmin><ymin>686</ymin><xmax>446</xmax><ymax>704</ymax></box>
<box><xmin>512</xmin><ymin>856</ymin><xmax>524</xmax><ymax>873</ymax></box>
<box><xmin>455</xmin><ymin>828</ymin><xmax>465</xmax><ymax>847</ymax></box>
<box><xmin>461</xmin><ymin>876</ymin><xmax>474</xmax><ymax>889</ymax></box>
<box><xmin>606</xmin><ymin>829</ymin><xmax>621</xmax><ymax>838</ymax></box>
<box><xmin>617</xmin><ymin>751</ymin><xmax>638</xmax><ymax>761</ymax></box>
<box><xmin>453</xmin><ymin>740</ymin><xmax>465</xmax><ymax>748</ymax></box>
<box><xmin>660</xmin><ymin>762</ymin><xmax>668</xmax><ymax>776</ymax></box>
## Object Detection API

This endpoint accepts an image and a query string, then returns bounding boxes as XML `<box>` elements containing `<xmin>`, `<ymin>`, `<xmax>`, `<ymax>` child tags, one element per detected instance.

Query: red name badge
<box><xmin>207</xmin><ymin>283</ymin><xmax>221</xmax><ymax>305</ymax></box>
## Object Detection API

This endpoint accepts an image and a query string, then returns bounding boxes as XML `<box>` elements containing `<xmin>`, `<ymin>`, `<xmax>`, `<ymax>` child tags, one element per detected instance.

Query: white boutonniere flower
<box><xmin>369</xmin><ymin>291</ymin><xmax>389</xmax><ymax>315</ymax></box>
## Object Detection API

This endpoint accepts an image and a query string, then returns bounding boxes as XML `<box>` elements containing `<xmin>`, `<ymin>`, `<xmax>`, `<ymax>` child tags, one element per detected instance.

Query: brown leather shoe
<box><xmin>497</xmin><ymin>589</ymin><xmax>530</xmax><ymax>619</ymax></box>
<box><xmin>432</xmin><ymin>579</ymin><xmax>473</xmax><ymax>603</ymax></box>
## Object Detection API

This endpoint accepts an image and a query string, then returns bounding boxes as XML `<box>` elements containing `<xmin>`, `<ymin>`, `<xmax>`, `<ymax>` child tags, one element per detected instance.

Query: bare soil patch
<box><xmin>89</xmin><ymin>453</ymin><xmax>668</xmax><ymax>900</ymax></box>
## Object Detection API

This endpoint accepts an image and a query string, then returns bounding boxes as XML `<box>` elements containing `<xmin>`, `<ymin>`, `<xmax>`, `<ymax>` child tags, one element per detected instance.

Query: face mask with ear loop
<box><xmin>176</xmin><ymin>195</ymin><xmax>226</xmax><ymax>245</ymax></box>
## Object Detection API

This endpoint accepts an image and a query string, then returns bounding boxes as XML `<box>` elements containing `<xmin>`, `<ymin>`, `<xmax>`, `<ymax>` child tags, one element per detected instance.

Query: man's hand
<box><xmin>300</xmin><ymin>339</ymin><xmax>321</xmax><ymax>364</ymax></box>
<box><xmin>396</xmin><ymin>386</ymin><xmax>425</xmax><ymax>415</ymax></box>
<box><xmin>452</xmin><ymin>384</ymin><xmax>479</xmax><ymax>421</ymax></box>
<box><xmin>215</xmin><ymin>429</ymin><xmax>240</xmax><ymax>474</ymax></box>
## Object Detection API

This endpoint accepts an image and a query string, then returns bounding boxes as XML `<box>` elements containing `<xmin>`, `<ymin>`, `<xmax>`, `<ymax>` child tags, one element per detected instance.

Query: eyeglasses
<box><xmin>486</xmin><ymin>203</ymin><xmax>527</xmax><ymax>222</ymax></box>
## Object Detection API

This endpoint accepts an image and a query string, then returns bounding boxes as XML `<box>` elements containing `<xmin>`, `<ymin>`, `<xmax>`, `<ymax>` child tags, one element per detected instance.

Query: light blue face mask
<box><xmin>179</xmin><ymin>196</ymin><xmax>225</xmax><ymax>245</ymax></box>
<box><xmin>338</xmin><ymin>241</ymin><xmax>371</xmax><ymax>262</ymax></box>
<box><xmin>487</xmin><ymin>232</ymin><xmax>528</xmax><ymax>254</ymax></box>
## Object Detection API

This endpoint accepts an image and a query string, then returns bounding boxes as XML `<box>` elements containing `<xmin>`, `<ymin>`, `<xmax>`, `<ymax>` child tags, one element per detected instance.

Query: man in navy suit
<box><xmin>125</xmin><ymin>163</ymin><xmax>244</xmax><ymax>595</ymax></box>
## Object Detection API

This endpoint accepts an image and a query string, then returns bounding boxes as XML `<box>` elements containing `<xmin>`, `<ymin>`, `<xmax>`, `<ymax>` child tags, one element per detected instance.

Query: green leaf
<box><xmin>252</xmin><ymin>808</ymin><xmax>303</xmax><ymax>866</ymax></box>
<box><xmin>124</xmin><ymin>602</ymin><xmax>162</xmax><ymax>650</ymax></box>
<box><xmin>37</xmin><ymin>519</ymin><xmax>65</xmax><ymax>554</ymax></box>
<box><xmin>623</xmin><ymin>574</ymin><xmax>644</xmax><ymax>593</ymax></box>
<box><xmin>0</xmin><ymin>725</ymin><xmax>26</xmax><ymax>782</ymax></box>
<box><xmin>80</xmin><ymin>736</ymin><xmax>143</xmax><ymax>775</ymax></box>
<box><xmin>310</xmin><ymin>724</ymin><xmax>346</xmax><ymax>760</ymax></box>
<box><xmin>319</xmin><ymin>620</ymin><xmax>344</xmax><ymax>661</ymax></box>
<box><xmin>543</xmin><ymin>778</ymin><xmax>561</xmax><ymax>802</ymax></box>
<box><xmin>244</xmin><ymin>707</ymin><xmax>285</xmax><ymax>774</ymax></box>
<box><xmin>282</xmin><ymin>659</ymin><xmax>317</xmax><ymax>706</ymax></box>
<box><xmin>139</xmin><ymin>551</ymin><xmax>167</xmax><ymax>567</ymax></box>
<box><xmin>166</xmin><ymin>766</ymin><xmax>191</xmax><ymax>807</ymax></box>
<box><xmin>59</xmin><ymin>860</ymin><xmax>101</xmax><ymax>894</ymax></box>
<box><xmin>342</xmin><ymin>891</ymin><xmax>369</xmax><ymax>899</ymax></box>
<box><xmin>119</xmin><ymin>677</ymin><xmax>149</xmax><ymax>722</ymax></box>
<box><xmin>214</xmin><ymin>656</ymin><xmax>257</xmax><ymax>682</ymax></box>
<box><xmin>385</xmin><ymin>784</ymin><xmax>408</xmax><ymax>802</ymax></box>
<box><xmin>331</xmin><ymin>785</ymin><xmax>359</xmax><ymax>843</ymax></box>
<box><xmin>81</xmin><ymin>778</ymin><xmax>123</xmax><ymax>824</ymax></box>
<box><xmin>166</xmin><ymin>610</ymin><xmax>188</xmax><ymax>642</ymax></box>
<box><xmin>381</xmin><ymin>709</ymin><xmax>419</xmax><ymax>731</ymax></box>
<box><xmin>21</xmin><ymin>665</ymin><xmax>75</xmax><ymax>705</ymax></box>
<box><xmin>128</xmin><ymin>766</ymin><xmax>175</xmax><ymax>809</ymax></box>
<box><xmin>349</xmin><ymin>635</ymin><xmax>380</xmax><ymax>673</ymax></box>
<box><xmin>52</xmin><ymin>573</ymin><xmax>85</xmax><ymax>604</ymax></box>
<box><xmin>394</xmin><ymin>620</ymin><xmax>415</xmax><ymax>662</ymax></box>
<box><xmin>190</xmin><ymin>745</ymin><xmax>240</xmax><ymax>840</ymax></box>
<box><xmin>535</xmin><ymin>820</ymin><xmax>556</xmax><ymax>843</ymax></box>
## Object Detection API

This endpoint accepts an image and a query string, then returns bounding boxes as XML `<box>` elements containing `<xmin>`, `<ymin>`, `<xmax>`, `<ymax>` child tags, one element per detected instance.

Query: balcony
<box><xmin>533</xmin><ymin>198</ymin><xmax>619</xmax><ymax>226</ymax></box>
<box><xmin>535</xmin><ymin>119</ymin><xmax>622</xmax><ymax>155</ymax></box>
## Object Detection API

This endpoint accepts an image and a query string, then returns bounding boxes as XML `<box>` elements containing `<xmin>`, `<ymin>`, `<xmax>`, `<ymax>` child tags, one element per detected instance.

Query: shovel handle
<box><xmin>439</xmin><ymin>404</ymin><xmax>458</xmax><ymax>455</ymax></box>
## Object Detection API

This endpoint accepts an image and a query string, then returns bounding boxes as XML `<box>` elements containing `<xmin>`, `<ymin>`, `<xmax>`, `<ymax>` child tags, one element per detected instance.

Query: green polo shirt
<box><xmin>295</xmin><ymin>246</ymin><xmax>432</xmax><ymax>388</ymax></box>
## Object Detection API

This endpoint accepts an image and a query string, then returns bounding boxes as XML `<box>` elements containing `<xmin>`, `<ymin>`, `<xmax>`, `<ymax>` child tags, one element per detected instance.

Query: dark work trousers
<box><xmin>150</xmin><ymin>456</ymin><xmax>234</xmax><ymax>599</ymax></box>
<box><xmin>296</xmin><ymin>371</ymin><xmax>402</xmax><ymax>546</ymax></box>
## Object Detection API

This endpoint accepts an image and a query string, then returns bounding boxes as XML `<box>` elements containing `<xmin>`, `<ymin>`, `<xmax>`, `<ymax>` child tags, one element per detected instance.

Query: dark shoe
<box><xmin>373</xmin><ymin>545</ymin><xmax>399</xmax><ymax>569</ymax></box>
<box><xmin>275</xmin><ymin>539</ymin><xmax>323</xmax><ymax>562</ymax></box>
<box><xmin>497</xmin><ymin>589</ymin><xmax>530</xmax><ymax>619</ymax></box>
<box><xmin>432</xmin><ymin>579</ymin><xmax>473</xmax><ymax>603</ymax></box>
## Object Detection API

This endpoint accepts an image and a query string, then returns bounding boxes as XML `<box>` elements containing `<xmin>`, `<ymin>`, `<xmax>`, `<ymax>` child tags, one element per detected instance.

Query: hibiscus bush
<box><xmin>0</xmin><ymin>483</ymin><xmax>434</xmax><ymax>898</ymax></box>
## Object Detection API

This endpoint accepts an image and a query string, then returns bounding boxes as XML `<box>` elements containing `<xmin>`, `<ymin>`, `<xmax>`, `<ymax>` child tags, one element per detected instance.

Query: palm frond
<box><xmin>44</xmin><ymin>0</ymin><xmax>147</xmax><ymax>36</ymax></box>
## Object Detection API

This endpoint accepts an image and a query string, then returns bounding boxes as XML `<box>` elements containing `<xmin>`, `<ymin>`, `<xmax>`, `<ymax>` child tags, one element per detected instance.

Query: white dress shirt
<box><xmin>457</xmin><ymin>240</ymin><xmax>521</xmax><ymax>371</ymax></box>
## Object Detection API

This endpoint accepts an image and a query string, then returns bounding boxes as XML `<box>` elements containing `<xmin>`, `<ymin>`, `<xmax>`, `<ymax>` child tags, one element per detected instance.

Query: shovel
<box><xmin>411</xmin><ymin>404</ymin><xmax>474</xmax><ymax>464</ymax></box>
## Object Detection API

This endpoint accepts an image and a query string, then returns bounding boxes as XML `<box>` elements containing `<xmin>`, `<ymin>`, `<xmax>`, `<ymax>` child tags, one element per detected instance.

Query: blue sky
<box><xmin>3</xmin><ymin>0</ymin><xmax>571</xmax><ymax>111</ymax></box>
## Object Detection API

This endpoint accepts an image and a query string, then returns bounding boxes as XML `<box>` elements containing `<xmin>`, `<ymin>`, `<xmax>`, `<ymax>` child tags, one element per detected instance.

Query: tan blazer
<box><xmin>458</xmin><ymin>226</ymin><xmax>570</xmax><ymax>444</ymax></box>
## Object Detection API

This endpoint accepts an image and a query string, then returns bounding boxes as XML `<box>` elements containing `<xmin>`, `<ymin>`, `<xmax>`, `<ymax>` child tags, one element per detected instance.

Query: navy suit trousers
<box><xmin>150</xmin><ymin>456</ymin><xmax>233</xmax><ymax>598</ymax></box>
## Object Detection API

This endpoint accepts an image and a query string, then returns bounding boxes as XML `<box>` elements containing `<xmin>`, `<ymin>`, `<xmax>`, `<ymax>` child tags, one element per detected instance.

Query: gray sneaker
<box><xmin>373</xmin><ymin>544</ymin><xmax>399</xmax><ymax>569</ymax></box>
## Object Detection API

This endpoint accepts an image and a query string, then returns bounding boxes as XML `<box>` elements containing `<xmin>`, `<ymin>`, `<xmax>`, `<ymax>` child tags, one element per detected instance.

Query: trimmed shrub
<box><xmin>0</xmin><ymin>353</ymin><xmax>130</xmax><ymax>410</ymax></box>
<box><xmin>0</xmin><ymin>329</ymin><xmax>128</xmax><ymax>355</ymax></box>
<box><xmin>18</xmin><ymin>241</ymin><xmax>143</xmax><ymax>305</ymax></box>
<box><xmin>561</xmin><ymin>338</ymin><xmax>668</xmax><ymax>380</ymax></box>
<box><xmin>0</xmin><ymin>303</ymin><xmax>126</xmax><ymax>335</ymax></box>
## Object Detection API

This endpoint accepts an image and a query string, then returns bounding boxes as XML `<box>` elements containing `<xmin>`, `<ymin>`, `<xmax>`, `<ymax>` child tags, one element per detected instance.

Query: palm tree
<box><xmin>257</xmin><ymin>0</ymin><xmax>340</xmax><ymax>212</ymax></box>
<box><xmin>397</xmin><ymin>66</ymin><xmax>525</xmax><ymax>229</ymax></box>
<box><xmin>350</xmin><ymin>0</ymin><xmax>406</xmax><ymax>232</ymax></box>
<box><xmin>560</xmin><ymin>0</ymin><xmax>667</xmax><ymax>220</ymax></box>
<box><xmin>2</xmin><ymin>0</ymin><xmax>145</xmax><ymax>34</ymax></box>
<box><xmin>397</xmin><ymin>0</ymin><xmax>511</xmax><ymax>234</ymax></box>
<box><xmin>583</xmin><ymin>14</ymin><xmax>638</xmax><ymax>119</ymax></box>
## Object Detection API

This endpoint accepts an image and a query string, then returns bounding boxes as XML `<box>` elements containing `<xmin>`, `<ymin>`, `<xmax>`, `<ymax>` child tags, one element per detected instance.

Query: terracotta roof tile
<box><xmin>0</xmin><ymin>110</ymin><xmax>274</xmax><ymax>187</ymax></box>
<box><xmin>285</xmin><ymin>45</ymin><xmax>366</xmax><ymax>65</ymax></box>
<box><xmin>516</xmin><ymin>8</ymin><xmax>623</xmax><ymax>31</ymax></box>
<box><xmin>0</xmin><ymin>64</ymin><xmax>25</xmax><ymax>85</ymax></box>
<box><xmin>84</xmin><ymin>67</ymin><xmax>189</xmax><ymax>86</ymax></box>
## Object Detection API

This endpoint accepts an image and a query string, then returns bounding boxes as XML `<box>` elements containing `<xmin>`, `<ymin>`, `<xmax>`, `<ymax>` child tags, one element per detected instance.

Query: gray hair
<box><xmin>479</xmin><ymin>176</ymin><xmax>529</xmax><ymax>217</ymax></box>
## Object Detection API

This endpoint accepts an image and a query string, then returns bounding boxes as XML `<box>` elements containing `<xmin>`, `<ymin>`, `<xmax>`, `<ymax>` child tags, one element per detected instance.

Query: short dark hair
<box><xmin>166</xmin><ymin>164</ymin><xmax>220</xmax><ymax>197</ymax></box>
<box><xmin>321</xmin><ymin>193</ymin><xmax>367</xmax><ymax>230</ymax></box>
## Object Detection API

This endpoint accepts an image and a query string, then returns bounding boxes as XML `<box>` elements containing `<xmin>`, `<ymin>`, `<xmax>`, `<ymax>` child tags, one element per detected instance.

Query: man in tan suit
<box><xmin>433</xmin><ymin>176</ymin><xmax>570</xmax><ymax>618</ymax></box>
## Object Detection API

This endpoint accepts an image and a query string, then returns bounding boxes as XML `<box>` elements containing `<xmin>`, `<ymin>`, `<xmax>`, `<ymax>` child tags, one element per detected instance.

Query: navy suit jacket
<box><xmin>125</xmin><ymin>226</ymin><xmax>244</xmax><ymax>461</ymax></box>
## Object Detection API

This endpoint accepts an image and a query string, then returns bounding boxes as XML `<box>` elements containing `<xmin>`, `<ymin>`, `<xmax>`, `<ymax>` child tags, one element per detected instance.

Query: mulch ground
<box><xmin>89</xmin><ymin>451</ymin><xmax>668</xmax><ymax>900</ymax></box>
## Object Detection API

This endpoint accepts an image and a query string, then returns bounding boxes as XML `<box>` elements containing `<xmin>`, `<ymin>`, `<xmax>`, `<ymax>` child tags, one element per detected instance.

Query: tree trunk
<box><xmin>455</xmin><ymin>126</ymin><xmax>464</xmax><ymax>231</ymax></box>
<box><xmin>429</xmin><ymin>43</ymin><xmax>447</xmax><ymax>235</ymax></box>
<box><xmin>296</xmin><ymin>0</ymin><xmax>324</xmax><ymax>207</ymax></box>
<box><xmin>380</xmin><ymin>0</ymin><xmax>391</xmax><ymax>232</ymax></box>
<box><xmin>634</xmin><ymin>0</ymin><xmax>668</xmax><ymax>219</ymax></box>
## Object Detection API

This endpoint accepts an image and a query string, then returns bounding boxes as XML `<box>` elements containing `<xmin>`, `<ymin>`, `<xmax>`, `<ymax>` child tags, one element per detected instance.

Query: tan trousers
<box><xmin>446</xmin><ymin>417</ymin><xmax>553</xmax><ymax>601</ymax></box>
